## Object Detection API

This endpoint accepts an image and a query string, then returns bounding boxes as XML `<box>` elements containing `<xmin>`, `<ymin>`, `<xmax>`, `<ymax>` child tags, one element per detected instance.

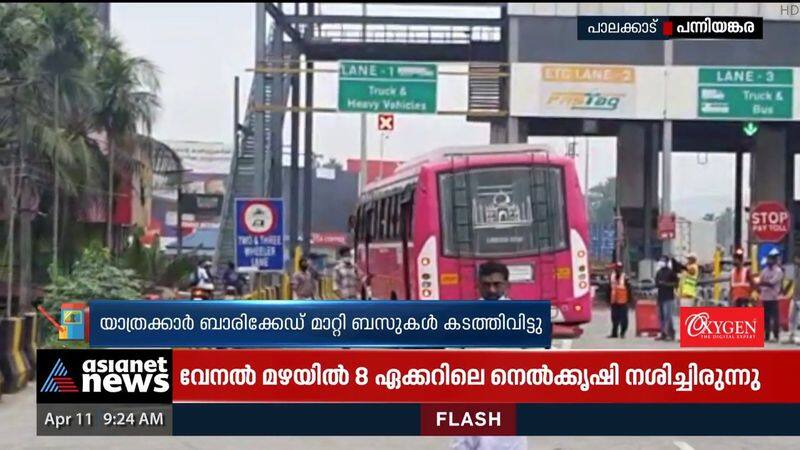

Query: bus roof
<box><xmin>362</xmin><ymin>143</ymin><xmax>564</xmax><ymax>195</ymax></box>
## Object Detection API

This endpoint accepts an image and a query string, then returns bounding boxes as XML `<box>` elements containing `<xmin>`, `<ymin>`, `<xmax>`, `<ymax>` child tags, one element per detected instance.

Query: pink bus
<box><xmin>352</xmin><ymin>144</ymin><xmax>592</xmax><ymax>326</ymax></box>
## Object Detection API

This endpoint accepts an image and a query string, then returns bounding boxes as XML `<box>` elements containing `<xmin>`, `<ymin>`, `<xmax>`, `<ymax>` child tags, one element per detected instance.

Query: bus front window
<box><xmin>439</xmin><ymin>166</ymin><xmax>567</xmax><ymax>257</ymax></box>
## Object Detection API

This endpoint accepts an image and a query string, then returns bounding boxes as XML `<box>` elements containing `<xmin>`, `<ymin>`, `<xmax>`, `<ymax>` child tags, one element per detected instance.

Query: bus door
<box><xmin>529</xmin><ymin>152</ymin><xmax>558</xmax><ymax>302</ymax></box>
<box><xmin>447</xmin><ymin>154</ymin><xmax>479</xmax><ymax>300</ymax></box>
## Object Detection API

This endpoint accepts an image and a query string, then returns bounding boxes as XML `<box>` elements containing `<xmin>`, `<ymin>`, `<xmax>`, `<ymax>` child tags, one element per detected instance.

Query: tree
<box><xmin>1</xmin><ymin>3</ymin><xmax>101</xmax><ymax>312</ymax></box>
<box><xmin>31</xmin><ymin>3</ymin><xmax>100</xmax><ymax>274</ymax></box>
<box><xmin>588</xmin><ymin>177</ymin><xmax>616</xmax><ymax>224</ymax></box>
<box><xmin>0</xmin><ymin>4</ymin><xmax>160</xmax><ymax>315</ymax></box>
<box><xmin>92</xmin><ymin>35</ymin><xmax>160</xmax><ymax>252</ymax></box>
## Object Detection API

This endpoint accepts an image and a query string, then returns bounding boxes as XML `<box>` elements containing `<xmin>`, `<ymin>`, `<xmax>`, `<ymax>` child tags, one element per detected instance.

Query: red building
<box><xmin>346</xmin><ymin>159</ymin><xmax>402</xmax><ymax>185</ymax></box>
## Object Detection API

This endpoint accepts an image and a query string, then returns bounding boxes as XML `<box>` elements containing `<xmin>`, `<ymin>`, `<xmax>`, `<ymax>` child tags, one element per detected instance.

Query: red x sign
<box><xmin>377</xmin><ymin>114</ymin><xmax>394</xmax><ymax>131</ymax></box>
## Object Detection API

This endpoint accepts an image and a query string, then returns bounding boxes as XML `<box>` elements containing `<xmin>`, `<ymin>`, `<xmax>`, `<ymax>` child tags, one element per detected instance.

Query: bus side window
<box><xmin>369</xmin><ymin>203</ymin><xmax>377</xmax><ymax>243</ymax></box>
<box><xmin>383</xmin><ymin>197</ymin><xmax>390</xmax><ymax>241</ymax></box>
<box><xmin>402</xmin><ymin>187</ymin><xmax>415</xmax><ymax>241</ymax></box>
<box><xmin>388</xmin><ymin>195</ymin><xmax>398</xmax><ymax>240</ymax></box>
<box><xmin>354</xmin><ymin>205</ymin><xmax>361</xmax><ymax>247</ymax></box>
<box><xmin>375</xmin><ymin>199</ymin><xmax>386</xmax><ymax>241</ymax></box>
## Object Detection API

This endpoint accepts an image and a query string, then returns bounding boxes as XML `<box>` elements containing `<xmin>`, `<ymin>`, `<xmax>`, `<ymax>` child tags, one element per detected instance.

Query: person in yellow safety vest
<box><xmin>679</xmin><ymin>253</ymin><xmax>700</xmax><ymax>307</ymax></box>
<box><xmin>730</xmin><ymin>248</ymin><xmax>754</xmax><ymax>307</ymax></box>
<box><xmin>607</xmin><ymin>261</ymin><xmax>630</xmax><ymax>339</ymax></box>
<box><xmin>787</xmin><ymin>253</ymin><xmax>800</xmax><ymax>345</ymax></box>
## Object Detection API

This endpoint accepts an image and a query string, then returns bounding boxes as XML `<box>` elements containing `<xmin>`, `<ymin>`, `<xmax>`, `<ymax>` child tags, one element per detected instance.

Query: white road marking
<box><xmin>673</xmin><ymin>440</ymin><xmax>695</xmax><ymax>450</ymax></box>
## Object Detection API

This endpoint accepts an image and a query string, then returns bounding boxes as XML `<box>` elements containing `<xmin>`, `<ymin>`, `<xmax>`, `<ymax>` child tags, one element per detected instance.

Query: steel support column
<box><xmin>302</xmin><ymin>3</ymin><xmax>315</xmax><ymax>254</ymax></box>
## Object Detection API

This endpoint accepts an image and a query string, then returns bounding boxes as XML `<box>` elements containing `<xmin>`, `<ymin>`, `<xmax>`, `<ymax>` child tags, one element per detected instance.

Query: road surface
<box><xmin>1</xmin><ymin>304</ymin><xmax>798</xmax><ymax>449</ymax></box>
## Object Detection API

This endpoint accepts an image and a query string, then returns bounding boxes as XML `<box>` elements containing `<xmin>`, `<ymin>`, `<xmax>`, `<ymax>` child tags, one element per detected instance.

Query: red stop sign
<box><xmin>750</xmin><ymin>201</ymin><xmax>791</xmax><ymax>242</ymax></box>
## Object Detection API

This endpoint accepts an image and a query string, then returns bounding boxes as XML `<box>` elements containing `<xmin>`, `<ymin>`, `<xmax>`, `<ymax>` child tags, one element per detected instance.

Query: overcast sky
<box><xmin>110</xmin><ymin>3</ymin><xmax>775</xmax><ymax>219</ymax></box>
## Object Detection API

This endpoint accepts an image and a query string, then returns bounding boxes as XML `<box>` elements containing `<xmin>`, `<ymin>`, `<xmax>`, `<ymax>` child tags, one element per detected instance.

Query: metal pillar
<box><xmin>269</xmin><ymin>20</ymin><xmax>284</xmax><ymax>198</ymax></box>
<box><xmin>661</xmin><ymin>40</ymin><xmax>673</xmax><ymax>255</ymax></box>
<box><xmin>302</xmin><ymin>3</ymin><xmax>315</xmax><ymax>254</ymax></box>
<box><xmin>505</xmin><ymin>12</ymin><xmax>519</xmax><ymax>143</ymax></box>
<box><xmin>254</xmin><ymin>3</ymin><xmax>267</xmax><ymax>197</ymax></box>
<box><xmin>643</xmin><ymin>124</ymin><xmax>654</xmax><ymax>260</ymax></box>
<box><xmin>176</xmin><ymin>170</ymin><xmax>183</xmax><ymax>256</ymax></box>
<box><xmin>734</xmin><ymin>146</ymin><xmax>744</xmax><ymax>249</ymax></box>
<box><xmin>786</xmin><ymin>142</ymin><xmax>795</xmax><ymax>262</ymax></box>
<box><xmin>234</xmin><ymin>76</ymin><xmax>240</xmax><ymax>158</ymax></box>
<box><xmin>358</xmin><ymin>3</ymin><xmax>368</xmax><ymax>193</ymax></box>
<box><xmin>289</xmin><ymin>59</ymin><xmax>300</xmax><ymax>260</ymax></box>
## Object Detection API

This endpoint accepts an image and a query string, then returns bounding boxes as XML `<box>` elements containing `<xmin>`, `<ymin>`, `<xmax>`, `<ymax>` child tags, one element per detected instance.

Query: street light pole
<box><xmin>661</xmin><ymin>39</ymin><xmax>673</xmax><ymax>256</ymax></box>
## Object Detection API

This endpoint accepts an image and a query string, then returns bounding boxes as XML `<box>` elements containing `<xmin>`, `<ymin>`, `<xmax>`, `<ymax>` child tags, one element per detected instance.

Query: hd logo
<box><xmin>37</xmin><ymin>349</ymin><xmax>172</xmax><ymax>404</ymax></box>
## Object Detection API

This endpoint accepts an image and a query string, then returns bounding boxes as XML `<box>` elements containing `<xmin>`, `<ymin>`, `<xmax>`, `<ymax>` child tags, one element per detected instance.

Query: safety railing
<box><xmin>303</xmin><ymin>23</ymin><xmax>501</xmax><ymax>44</ymax></box>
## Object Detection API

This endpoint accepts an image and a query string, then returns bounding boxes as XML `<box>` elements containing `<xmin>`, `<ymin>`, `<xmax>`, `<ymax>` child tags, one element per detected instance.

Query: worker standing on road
<box><xmin>291</xmin><ymin>257</ymin><xmax>318</xmax><ymax>300</ymax></box>
<box><xmin>451</xmin><ymin>260</ymin><xmax>527</xmax><ymax>450</ymax></box>
<box><xmin>332</xmin><ymin>246</ymin><xmax>362</xmax><ymax>300</ymax></box>
<box><xmin>730</xmin><ymin>248</ymin><xmax>754</xmax><ymax>307</ymax></box>
<box><xmin>655</xmin><ymin>255</ymin><xmax>678</xmax><ymax>341</ymax></box>
<box><xmin>607</xmin><ymin>261</ymin><xmax>630</xmax><ymax>339</ymax></box>
<box><xmin>758</xmin><ymin>248</ymin><xmax>784</xmax><ymax>343</ymax></box>
<box><xmin>679</xmin><ymin>253</ymin><xmax>700</xmax><ymax>307</ymax></box>
<box><xmin>787</xmin><ymin>253</ymin><xmax>800</xmax><ymax>345</ymax></box>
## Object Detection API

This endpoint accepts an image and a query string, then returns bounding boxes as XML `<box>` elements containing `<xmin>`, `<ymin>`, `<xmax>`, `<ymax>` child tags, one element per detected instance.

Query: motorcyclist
<box><xmin>222</xmin><ymin>261</ymin><xmax>244</xmax><ymax>296</ymax></box>
<box><xmin>193</xmin><ymin>260</ymin><xmax>215</xmax><ymax>291</ymax></box>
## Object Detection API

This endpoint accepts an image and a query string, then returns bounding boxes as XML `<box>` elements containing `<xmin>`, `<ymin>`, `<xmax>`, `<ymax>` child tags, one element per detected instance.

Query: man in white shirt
<box><xmin>450</xmin><ymin>261</ymin><xmax>528</xmax><ymax>450</ymax></box>
<box><xmin>477</xmin><ymin>260</ymin><xmax>511</xmax><ymax>301</ymax></box>
<box><xmin>194</xmin><ymin>260</ymin><xmax>214</xmax><ymax>291</ymax></box>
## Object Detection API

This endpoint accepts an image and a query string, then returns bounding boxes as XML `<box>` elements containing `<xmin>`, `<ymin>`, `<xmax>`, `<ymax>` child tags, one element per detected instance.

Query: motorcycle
<box><xmin>223</xmin><ymin>285</ymin><xmax>238</xmax><ymax>300</ymax></box>
<box><xmin>190</xmin><ymin>282</ymin><xmax>214</xmax><ymax>300</ymax></box>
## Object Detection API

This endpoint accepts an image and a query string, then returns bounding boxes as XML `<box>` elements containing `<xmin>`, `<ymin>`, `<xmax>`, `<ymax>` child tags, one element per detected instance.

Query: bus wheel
<box><xmin>390</xmin><ymin>291</ymin><xmax>398</xmax><ymax>300</ymax></box>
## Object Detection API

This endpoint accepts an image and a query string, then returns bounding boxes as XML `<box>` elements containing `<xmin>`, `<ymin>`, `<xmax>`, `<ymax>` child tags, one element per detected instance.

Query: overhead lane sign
<box><xmin>539</xmin><ymin>64</ymin><xmax>636</xmax><ymax>118</ymax></box>
<box><xmin>697</xmin><ymin>68</ymin><xmax>793</xmax><ymax>119</ymax></box>
<box><xmin>338</xmin><ymin>60</ymin><xmax>437</xmax><ymax>114</ymax></box>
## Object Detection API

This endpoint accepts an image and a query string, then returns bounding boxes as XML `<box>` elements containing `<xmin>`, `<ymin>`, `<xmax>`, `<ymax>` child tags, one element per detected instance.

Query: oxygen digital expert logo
<box><xmin>681</xmin><ymin>307</ymin><xmax>764</xmax><ymax>347</ymax></box>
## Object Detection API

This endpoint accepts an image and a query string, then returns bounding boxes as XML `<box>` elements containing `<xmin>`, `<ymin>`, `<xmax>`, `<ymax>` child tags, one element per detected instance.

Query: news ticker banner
<box><xmin>87</xmin><ymin>300</ymin><xmax>551</xmax><ymax>348</ymax></box>
<box><xmin>38</xmin><ymin>349</ymin><xmax>800</xmax><ymax>436</ymax></box>
<box><xmin>577</xmin><ymin>16</ymin><xmax>762</xmax><ymax>40</ymax></box>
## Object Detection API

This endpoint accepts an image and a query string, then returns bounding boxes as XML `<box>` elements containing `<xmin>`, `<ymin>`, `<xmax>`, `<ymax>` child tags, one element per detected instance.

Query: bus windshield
<box><xmin>439</xmin><ymin>165</ymin><xmax>567</xmax><ymax>257</ymax></box>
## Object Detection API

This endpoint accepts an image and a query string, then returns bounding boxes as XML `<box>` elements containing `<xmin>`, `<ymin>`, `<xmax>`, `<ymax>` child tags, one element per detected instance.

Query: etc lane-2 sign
<box><xmin>338</xmin><ymin>60</ymin><xmax>437</xmax><ymax>114</ymax></box>
<box><xmin>540</xmin><ymin>64</ymin><xmax>637</xmax><ymax>118</ymax></box>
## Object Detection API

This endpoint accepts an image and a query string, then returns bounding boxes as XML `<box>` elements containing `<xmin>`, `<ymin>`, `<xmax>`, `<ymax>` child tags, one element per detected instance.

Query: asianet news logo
<box><xmin>42</xmin><ymin>357</ymin><xmax>170</xmax><ymax>394</ymax></box>
<box><xmin>681</xmin><ymin>307</ymin><xmax>764</xmax><ymax>347</ymax></box>
<box><xmin>82</xmin><ymin>357</ymin><xmax>170</xmax><ymax>393</ymax></box>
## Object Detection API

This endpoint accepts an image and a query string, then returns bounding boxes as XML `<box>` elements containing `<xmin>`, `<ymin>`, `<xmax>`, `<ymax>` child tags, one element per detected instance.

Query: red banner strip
<box><xmin>172</xmin><ymin>349</ymin><xmax>800</xmax><ymax>403</ymax></box>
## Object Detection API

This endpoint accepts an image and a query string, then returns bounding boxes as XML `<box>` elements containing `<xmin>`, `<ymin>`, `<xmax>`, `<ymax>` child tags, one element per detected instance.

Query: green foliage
<box><xmin>42</xmin><ymin>241</ymin><xmax>141</xmax><ymax>319</ymax></box>
<box><xmin>0</xmin><ymin>3</ymin><xmax>162</xmax><ymax>281</ymax></box>
<box><xmin>120</xmin><ymin>227</ymin><xmax>194</xmax><ymax>289</ymax></box>
<box><xmin>588</xmin><ymin>177</ymin><xmax>616</xmax><ymax>224</ymax></box>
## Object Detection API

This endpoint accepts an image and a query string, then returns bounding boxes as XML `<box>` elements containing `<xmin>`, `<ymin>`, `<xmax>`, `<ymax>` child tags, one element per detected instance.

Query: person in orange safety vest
<box><xmin>607</xmin><ymin>261</ymin><xmax>630</xmax><ymax>339</ymax></box>
<box><xmin>730</xmin><ymin>248</ymin><xmax>754</xmax><ymax>307</ymax></box>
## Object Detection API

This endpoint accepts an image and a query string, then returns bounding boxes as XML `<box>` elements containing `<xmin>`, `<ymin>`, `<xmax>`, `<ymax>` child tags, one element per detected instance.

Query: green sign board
<box><xmin>338</xmin><ymin>60</ymin><xmax>437</xmax><ymax>114</ymax></box>
<box><xmin>698</xmin><ymin>68</ymin><xmax>793</xmax><ymax>119</ymax></box>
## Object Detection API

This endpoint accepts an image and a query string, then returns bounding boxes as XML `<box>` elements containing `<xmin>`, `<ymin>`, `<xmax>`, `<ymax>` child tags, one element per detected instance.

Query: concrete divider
<box><xmin>22</xmin><ymin>312</ymin><xmax>37</xmax><ymax>380</ymax></box>
<box><xmin>0</xmin><ymin>317</ymin><xmax>30</xmax><ymax>393</ymax></box>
